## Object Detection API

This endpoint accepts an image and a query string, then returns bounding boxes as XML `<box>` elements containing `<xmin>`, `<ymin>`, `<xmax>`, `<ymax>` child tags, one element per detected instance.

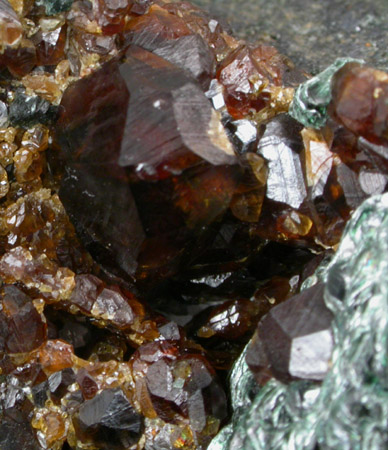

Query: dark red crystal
<box><xmin>246</xmin><ymin>282</ymin><xmax>334</xmax><ymax>384</ymax></box>
<box><xmin>0</xmin><ymin>285</ymin><xmax>47</xmax><ymax>354</ymax></box>
<box><xmin>55</xmin><ymin>44</ymin><xmax>240</xmax><ymax>281</ymax></box>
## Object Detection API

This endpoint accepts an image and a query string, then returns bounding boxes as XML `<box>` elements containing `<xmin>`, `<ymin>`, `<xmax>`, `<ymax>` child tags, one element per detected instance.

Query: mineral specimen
<box><xmin>0</xmin><ymin>0</ymin><xmax>387</xmax><ymax>449</ymax></box>
<box><xmin>289</xmin><ymin>57</ymin><xmax>363</xmax><ymax>129</ymax></box>
<box><xmin>210</xmin><ymin>192</ymin><xmax>388</xmax><ymax>450</ymax></box>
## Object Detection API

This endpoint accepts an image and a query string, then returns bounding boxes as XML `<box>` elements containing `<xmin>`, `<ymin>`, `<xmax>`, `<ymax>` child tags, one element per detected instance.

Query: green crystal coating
<box><xmin>289</xmin><ymin>57</ymin><xmax>363</xmax><ymax>129</ymax></box>
<box><xmin>36</xmin><ymin>0</ymin><xmax>73</xmax><ymax>16</ymax></box>
<box><xmin>209</xmin><ymin>346</ymin><xmax>259</xmax><ymax>450</ymax></box>
<box><xmin>210</xmin><ymin>192</ymin><xmax>388</xmax><ymax>450</ymax></box>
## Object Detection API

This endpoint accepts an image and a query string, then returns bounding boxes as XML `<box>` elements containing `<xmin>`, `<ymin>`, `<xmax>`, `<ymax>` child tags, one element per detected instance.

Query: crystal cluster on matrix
<box><xmin>0</xmin><ymin>0</ymin><xmax>387</xmax><ymax>449</ymax></box>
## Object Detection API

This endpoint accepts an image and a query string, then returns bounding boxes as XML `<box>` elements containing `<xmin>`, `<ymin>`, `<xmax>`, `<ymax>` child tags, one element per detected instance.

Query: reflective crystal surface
<box><xmin>289</xmin><ymin>57</ymin><xmax>363</xmax><ymax>129</ymax></box>
<box><xmin>257</xmin><ymin>114</ymin><xmax>306</xmax><ymax>208</ymax></box>
<box><xmin>246</xmin><ymin>282</ymin><xmax>334</xmax><ymax>384</ymax></box>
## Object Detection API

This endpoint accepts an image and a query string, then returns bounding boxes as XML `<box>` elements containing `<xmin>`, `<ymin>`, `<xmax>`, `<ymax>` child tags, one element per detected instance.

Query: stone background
<box><xmin>191</xmin><ymin>0</ymin><xmax>388</xmax><ymax>74</ymax></box>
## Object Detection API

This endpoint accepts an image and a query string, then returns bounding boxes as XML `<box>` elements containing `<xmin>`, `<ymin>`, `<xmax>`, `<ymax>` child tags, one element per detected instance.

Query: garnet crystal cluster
<box><xmin>0</xmin><ymin>0</ymin><xmax>387</xmax><ymax>449</ymax></box>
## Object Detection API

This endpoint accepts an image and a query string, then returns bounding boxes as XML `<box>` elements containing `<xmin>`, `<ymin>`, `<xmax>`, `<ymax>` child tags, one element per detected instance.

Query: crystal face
<box><xmin>289</xmin><ymin>57</ymin><xmax>363</xmax><ymax>129</ymax></box>
<box><xmin>76</xmin><ymin>388</ymin><xmax>143</xmax><ymax>449</ymax></box>
<box><xmin>257</xmin><ymin>114</ymin><xmax>306</xmax><ymax>208</ymax></box>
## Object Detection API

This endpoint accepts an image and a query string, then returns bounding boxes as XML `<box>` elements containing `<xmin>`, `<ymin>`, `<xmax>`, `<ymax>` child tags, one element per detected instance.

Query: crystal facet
<box><xmin>289</xmin><ymin>57</ymin><xmax>363</xmax><ymax>129</ymax></box>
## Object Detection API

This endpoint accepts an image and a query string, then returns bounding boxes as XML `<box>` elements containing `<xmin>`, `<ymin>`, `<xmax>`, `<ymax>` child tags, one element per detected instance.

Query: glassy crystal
<box><xmin>129</xmin><ymin>339</ymin><xmax>227</xmax><ymax>446</ymax></box>
<box><xmin>55</xmin><ymin>44</ymin><xmax>239</xmax><ymax>280</ymax></box>
<box><xmin>0</xmin><ymin>101</ymin><xmax>8</xmax><ymax>127</ymax></box>
<box><xmin>33</xmin><ymin>25</ymin><xmax>67</xmax><ymax>66</ymax></box>
<box><xmin>216</xmin><ymin>44</ymin><xmax>295</xmax><ymax>121</ymax></box>
<box><xmin>257</xmin><ymin>113</ymin><xmax>306</xmax><ymax>209</ymax></box>
<box><xmin>1</xmin><ymin>38</ymin><xmax>37</xmax><ymax>77</ymax></box>
<box><xmin>0</xmin><ymin>0</ymin><xmax>23</xmax><ymax>51</ymax></box>
<box><xmin>0</xmin><ymin>285</ymin><xmax>47</xmax><ymax>354</ymax></box>
<box><xmin>74</xmin><ymin>387</ymin><xmax>143</xmax><ymax>449</ymax></box>
<box><xmin>289</xmin><ymin>57</ymin><xmax>363</xmax><ymax>129</ymax></box>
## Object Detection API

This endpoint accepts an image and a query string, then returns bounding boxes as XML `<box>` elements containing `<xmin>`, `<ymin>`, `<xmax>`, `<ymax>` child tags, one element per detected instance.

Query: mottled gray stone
<box><xmin>192</xmin><ymin>0</ymin><xmax>388</xmax><ymax>74</ymax></box>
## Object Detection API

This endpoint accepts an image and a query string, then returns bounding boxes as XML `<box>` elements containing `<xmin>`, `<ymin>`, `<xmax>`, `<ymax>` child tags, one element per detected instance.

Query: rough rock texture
<box><xmin>192</xmin><ymin>0</ymin><xmax>388</xmax><ymax>74</ymax></box>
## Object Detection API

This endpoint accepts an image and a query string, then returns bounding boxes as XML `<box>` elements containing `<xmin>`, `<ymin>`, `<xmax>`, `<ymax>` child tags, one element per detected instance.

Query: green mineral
<box><xmin>36</xmin><ymin>0</ymin><xmax>73</xmax><ymax>16</ymax></box>
<box><xmin>289</xmin><ymin>57</ymin><xmax>363</xmax><ymax>129</ymax></box>
<box><xmin>210</xmin><ymin>192</ymin><xmax>388</xmax><ymax>450</ymax></box>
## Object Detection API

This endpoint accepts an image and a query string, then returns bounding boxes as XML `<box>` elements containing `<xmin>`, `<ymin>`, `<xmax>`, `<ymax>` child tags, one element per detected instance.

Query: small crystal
<box><xmin>0</xmin><ymin>0</ymin><xmax>23</xmax><ymax>50</ymax></box>
<box><xmin>77</xmin><ymin>387</ymin><xmax>143</xmax><ymax>432</ymax></box>
<box><xmin>289</xmin><ymin>57</ymin><xmax>363</xmax><ymax>128</ymax></box>
<box><xmin>330</xmin><ymin>63</ymin><xmax>388</xmax><ymax>145</ymax></box>
<box><xmin>257</xmin><ymin>114</ymin><xmax>306</xmax><ymax>209</ymax></box>
<box><xmin>246</xmin><ymin>282</ymin><xmax>334</xmax><ymax>384</ymax></box>
<box><xmin>9</xmin><ymin>92</ymin><xmax>57</xmax><ymax>128</ymax></box>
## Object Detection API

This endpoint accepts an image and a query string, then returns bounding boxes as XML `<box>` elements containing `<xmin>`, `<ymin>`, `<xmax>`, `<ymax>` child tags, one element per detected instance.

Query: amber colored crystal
<box><xmin>76</xmin><ymin>368</ymin><xmax>99</xmax><ymax>400</ymax></box>
<box><xmin>21</xmin><ymin>125</ymin><xmax>49</xmax><ymax>152</ymax></box>
<box><xmin>125</xmin><ymin>4</ymin><xmax>192</xmax><ymax>45</ymax></box>
<box><xmin>13</xmin><ymin>146</ymin><xmax>43</xmax><ymax>182</ymax></box>
<box><xmin>97</xmin><ymin>0</ymin><xmax>131</xmax><ymax>35</ymax></box>
<box><xmin>1</xmin><ymin>38</ymin><xmax>37</xmax><ymax>77</ymax></box>
<box><xmin>301</xmin><ymin>127</ymin><xmax>334</xmax><ymax>199</ymax></box>
<box><xmin>69</xmin><ymin>274</ymin><xmax>159</xmax><ymax>345</ymax></box>
<box><xmin>0</xmin><ymin>0</ymin><xmax>23</xmax><ymax>51</ymax></box>
<box><xmin>32</xmin><ymin>409</ymin><xmax>67</xmax><ymax>447</ymax></box>
<box><xmin>0</xmin><ymin>164</ymin><xmax>9</xmax><ymax>197</ymax></box>
<box><xmin>0</xmin><ymin>247</ymin><xmax>76</xmax><ymax>300</ymax></box>
<box><xmin>162</xmin><ymin>1</ymin><xmax>239</xmax><ymax>60</ymax></box>
<box><xmin>22</xmin><ymin>72</ymin><xmax>62</xmax><ymax>103</ymax></box>
<box><xmin>217</xmin><ymin>45</ymin><xmax>296</xmax><ymax>120</ymax></box>
<box><xmin>230</xmin><ymin>153</ymin><xmax>267</xmax><ymax>222</ymax></box>
<box><xmin>55</xmin><ymin>44</ymin><xmax>240</xmax><ymax>281</ymax></box>
<box><xmin>195</xmin><ymin>299</ymin><xmax>262</xmax><ymax>340</ymax></box>
<box><xmin>0</xmin><ymin>141</ymin><xmax>17</xmax><ymax>166</ymax></box>
<box><xmin>33</xmin><ymin>24</ymin><xmax>67</xmax><ymax>66</ymax></box>
<box><xmin>38</xmin><ymin>339</ymin><xmax>74</xmax><ymax>374</ymax></box>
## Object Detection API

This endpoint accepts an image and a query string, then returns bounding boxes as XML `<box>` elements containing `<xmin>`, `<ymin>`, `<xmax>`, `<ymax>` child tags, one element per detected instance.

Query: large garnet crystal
<box><xmin>55</xmin><ymin>45</ymin><xmax>240</xmax><ymax>282</ymax></box>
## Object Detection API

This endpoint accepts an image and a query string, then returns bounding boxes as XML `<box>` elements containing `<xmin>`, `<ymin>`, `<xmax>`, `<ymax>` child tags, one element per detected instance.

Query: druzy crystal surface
<box><xmin>0</xmin><ymin>0</ymin><xmax>388</xmax><ymax>449</ymax></box>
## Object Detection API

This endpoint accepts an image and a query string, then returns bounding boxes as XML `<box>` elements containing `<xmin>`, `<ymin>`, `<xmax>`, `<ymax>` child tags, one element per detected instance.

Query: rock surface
<box><xmin>192</xmin><ymin>0</ymin><xmax>388</xmax><ymax>74</ymax></box>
